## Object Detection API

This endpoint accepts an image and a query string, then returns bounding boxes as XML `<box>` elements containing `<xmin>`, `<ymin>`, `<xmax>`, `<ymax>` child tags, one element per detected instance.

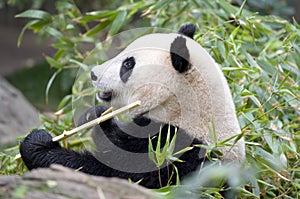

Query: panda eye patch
<box><xmin>122</xmin><ymin>57</ymin><xmax>135</xmax><ymax>69</ymax></box>
<box><xmin>120</xmin><ymin>56</ymin><xmax>135</xmax><ymax>83</ymax></box>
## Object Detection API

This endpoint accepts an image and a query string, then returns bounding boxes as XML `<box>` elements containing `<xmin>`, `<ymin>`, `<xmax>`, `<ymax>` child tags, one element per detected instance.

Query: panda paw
<box><xmin>20</xmin><ymin>129</ymin><xmax>60</xmax><ymax>150</ymax></box>
<box><xmin>20</xmin><ymin>129</ymin><xmax>61</xmax><ymax>169</ymax></box>
<box><xmin>78</xmin><ymin>106</ymin><xmax>111</xmax><ymax>126</ymax></box>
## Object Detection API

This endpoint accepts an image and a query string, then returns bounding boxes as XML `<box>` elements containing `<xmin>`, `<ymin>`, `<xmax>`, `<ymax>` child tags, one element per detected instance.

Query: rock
<box><xmin>0</xmin><ymin>76</ymin><xmax>39</xmax><ymax>147</ymax></box>
<box><xmin>0</xmin><ymin>165</ymin><xmax>158</xmax><ymax>199</ymax></box>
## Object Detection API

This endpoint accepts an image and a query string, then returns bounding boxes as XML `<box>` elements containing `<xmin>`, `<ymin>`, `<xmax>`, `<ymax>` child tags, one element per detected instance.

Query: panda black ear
<box><xmin>178</xmin><ymin>23</ymin><xmax>196</xmax><ymax>39</ymax></box>
<box><xmin>170</xmin><ymin>36</ymin><xmax>190</xmax><ymax>73</ymax></box>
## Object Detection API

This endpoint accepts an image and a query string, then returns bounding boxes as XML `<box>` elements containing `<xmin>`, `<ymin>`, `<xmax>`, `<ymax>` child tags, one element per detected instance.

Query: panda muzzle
<box><xmin>97</xmin><ymin>91</ymin><xmax>112</xmax><ymax>101</ymax></box>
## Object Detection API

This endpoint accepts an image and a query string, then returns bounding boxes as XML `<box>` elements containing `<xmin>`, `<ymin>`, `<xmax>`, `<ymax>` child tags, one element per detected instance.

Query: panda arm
<box><xmin>19</xmin><ymin>129</ymin><xmax>142</xmax><ymax>178</ymax></box>
<box><xmin>19</xmin><ymin>129</ymin><xmax>109</xmax><ymax>174</ymax></box>
<box><xmin>19</xmin><ymin>106</ymin><xmax>150</xmax><ymax>170</ymax></box>
<box><xmin>20</xmin><ymin>129</ymin><xmax>203</xmax><ymax>188</ymax></box>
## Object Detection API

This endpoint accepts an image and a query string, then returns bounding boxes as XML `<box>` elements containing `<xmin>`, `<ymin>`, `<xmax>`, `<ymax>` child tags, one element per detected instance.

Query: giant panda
<box><xmin>20</xmin><ymin>23</ymin><xmax>245</xmax><ymax>189</ymax></box>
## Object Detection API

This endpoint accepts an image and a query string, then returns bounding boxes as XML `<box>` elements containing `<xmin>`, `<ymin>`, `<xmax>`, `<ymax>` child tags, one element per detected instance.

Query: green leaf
<box><xmin>235</xmin><ymin>0</ymin><xmax>247</xmax><ymax>18</ymax></box>
<box><xmin>108</xmin><ymin>10</ymin><xmax>127</xmax><ymax>36</ymax></box>
<box><xmin>244</xmin><ymin>52</ymin><xmax>259</xmax><ymax>68</ymax></box>
<box><xmin>79</xmin><ymin>87</ymin><xmax>99</xmax><ymax>97</ymax></box>
<box><xmin>248</xmin><ymin>95</ymin><xmax>262</xmax><ymax>108</ymax></box>
<box><xmin>167</xmin><ymin>128</ymin><xmax>177</xmax><ymax>156</ymax></box>
<box><xmin>57</xmin><ymin>95</ymin><xmax>72</xmax><ymax>111</ymax></box>
<box><xmin>45</xmin><ymin>69</ymin><xmax>62</xmax><ymax>104</ymax></box>
<box><xmin>17</xmin><ymin>19</ymin><xmax>40</xmax><ymax>47</ymax></box>
<box><xmin>217</xmin><ymin>40</ymin><xmax>226</xmax><ymax>60</ymax></box>
<box><xmin>257</xmin><ymin>57</ymin><xmax>277</xmax><ymax>75</ymax></box>
<box><xmin>85</xmin><ymin>19</ymin><xmax>112</xmax><ymax>37</ymax></box>
<box><xmin>79</xmin><ymin>10</ymin><xmax>118</xmax><ymax>23</ymax></box>
<box><xmin>208</xmin><ymin>118</ymin><xmax>217</xmax><ymax>145</ymax></box>
<box><xmin>69</xmin><ymin>59</ymin><xmax>89</xmax><ymax>71</ymax></box>
<box><xmin>173</xmin><ymin>165</ymin><xmax>181</xmax><ymax>186</ymax></box>
<box><xmin>127</xmin><ymin>1</ymin><xmax>145</xmax><ymax>18</ymax></box>
<box><xmin>148</xmin><ymin>137</ymin><xmax>156</xmax><ymax>164</ymax></box>
<box><xmin>155</xmin><ymin>126</ymin><xmax>162</xmax><ymax>155</ymax></box>
<box><xmin>16</xmin><ymin>10</ymin><xmax>52</xmax><ymax>22</ymax></box>
<box><xmin>44</xmin><ymin>27</ymin><xmax>64</xmax><ymax>40</ymax></box>
<box><xmin>17</xmin><ymin>16</ymin><xmax>53</xmax><ymax>46</ymax></box>
<box><xmin>222</xmin><ymin>67</ymin><xmax>248</xmax><ymax>71</ymax></box>
<box><xmin>157</xmin><ymin>126</ymin><xmax>171</xmax><ymax>166</ymax></box>
<box><xmin>218</xmin><ymin>0</ymin><xmax>238</xmax><ymax>17</ymax></box>
<box><xmin>173</xmin><ymin>146</ymin><xmax>193</xmax><ymax>156</ymax></box>
<box><xmin>150</xmin><ymin>0</ymin><xmax>173</xmax><ymax>11</ymax></box>
<box><xmin>229</xmin><ymin>26</ymin><xmax>240</xmax><ymax>42</ymax></box>
<box><xmin>46</xmin><ymin>56</ymin><xmax>63</xmax><ymax>69</ymax></box>
<box><xmin>254</xmin><ymin>147</ymin><xmax>286</xmax><ymax>171</ymax></box>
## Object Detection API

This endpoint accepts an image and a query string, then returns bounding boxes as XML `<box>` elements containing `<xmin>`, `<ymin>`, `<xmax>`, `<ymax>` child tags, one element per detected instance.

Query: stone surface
<box><xmin>0</xmin><ymin>75</ymin><xmax>40</xmax><ymax>147</ymax></box>
<box><xmin>0</xmin><ymin>165</ymin><xmax>157</xmax><ymax>199</ymax></box>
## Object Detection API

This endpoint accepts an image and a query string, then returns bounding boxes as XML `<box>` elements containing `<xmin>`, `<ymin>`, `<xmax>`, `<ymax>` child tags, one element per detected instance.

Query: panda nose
<box><xmin>91</xmin><ymin>71</ymin><xmax>98</xmax><ymax>81</ymax></box>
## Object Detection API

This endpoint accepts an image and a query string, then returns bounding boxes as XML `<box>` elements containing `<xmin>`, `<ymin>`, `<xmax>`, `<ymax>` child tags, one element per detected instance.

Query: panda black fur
<box><xmin>20</xmin><ymin>23</ymin><xmax>245</xmax><ymax>189</ymax></box>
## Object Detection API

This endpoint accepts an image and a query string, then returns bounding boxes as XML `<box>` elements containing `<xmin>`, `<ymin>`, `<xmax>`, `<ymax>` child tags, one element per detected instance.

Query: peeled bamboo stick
<box><xmin>15</xmin><ymin>101</ymin><xmax>141</xmax><ymax>160</ymax></box>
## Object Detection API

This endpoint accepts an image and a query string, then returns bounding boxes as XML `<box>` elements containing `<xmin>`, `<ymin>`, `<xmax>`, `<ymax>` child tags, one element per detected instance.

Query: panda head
<box><xmin>91</xmin><ymin>23</ymin><xmax>199</xmax><ymax>123</ymax></box>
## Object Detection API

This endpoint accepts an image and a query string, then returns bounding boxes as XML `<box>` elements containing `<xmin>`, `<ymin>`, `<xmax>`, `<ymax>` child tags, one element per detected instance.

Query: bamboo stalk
<box><xmin>15</xmin><ymin>101</ymin><xmax>141</xmax><ymax>160</ymax></box>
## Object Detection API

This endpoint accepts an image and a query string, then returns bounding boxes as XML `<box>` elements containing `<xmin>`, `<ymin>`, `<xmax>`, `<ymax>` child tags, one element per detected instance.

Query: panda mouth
<box><xmin>97</xmin><ymin>91</ymin><xmax>112</xmax><ymax>101</ymax></box>
<box><xmin>132</xmin><ymin>112</ymin><xmax>151</xmax><ymax>127</ymax></box>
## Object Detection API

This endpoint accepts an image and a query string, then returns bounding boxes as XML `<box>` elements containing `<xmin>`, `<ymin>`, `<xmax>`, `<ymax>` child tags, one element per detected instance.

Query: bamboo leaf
<box><xmin>44</xmin><ymin>27</ymin><xmax>64</xmax><ymax>40</ymax></box>
<box><xmin>148</xmin><ymin>137</ymin><xmax>156</xmax><ymax>164</ymax></box>
<box><xmin>235</xmin><ymin>0</ymin><xmax>247</xmax><ymax>18</ymax></box>
<box><xmin>45</xmin><ymin>69</ymin><xmax>62</xmax><ymax>104</ymax></box>
<box><xmin>173</xmin><ymin>165</ymin><xmax>181</xmax><ymax>186</ymax></box>
<box><xmin>158</xmin><ymin>126</ymin><xmax>170</xmax><ymax>166</ymax></box>
<box><xmin>108</xmin><ymin>10</ymin><xmax>127</xmax><ymax>36</ymax></box>
<box><xmin>167</xmin><ymin>128</ymin><xmax>177</xmax><ymax>156</ymax></box>
<box><xmin>46</xmin><ymin>56</ymin><xmax>63</xmax><ymax>69</ymax></box>
<box><xmin>150</xmin><ymin>0</ymin><xmax>173</xmax><ymax>11</ymax></box>
<box><xmin>17</xmin><ymin>19</ymin><xmax>40</xmax><ymax>47</ymax></box>
<box><xmin>79</xmin><ymin>10</ymin><xmax>118</xmax><ymax>23</ymax></box>
<box><xmin>218</xmin><ymin>0</ymin><xmax>238</xmax><ymax>17</ymax></box>
<box><xmin>85</xmin><ymin>20</ymin><xmax>111</xmax><ymax>37</ymax></box>
<box><xmin>16</xmin><ymin>10</ymin><xmax>52</xmax><ymax>22</ymax></box>
<box><xmin>69</xmin><ymin>59</ymin><xmax>89</xmax><ymax>71</ymax></box>
<box><xmin>57</xmin><ymin>95</ymin><xmax>72</xmax><ymax>111</ymax></box>
<box><xmin>155</xmin><ymin>126</ymin><xmax>162</xmax><ymax>155</ymax></box>
<box><xmin>173</xmin><ymin>146</ymin><xmax>194</xmax><ymax>156</ymax></box>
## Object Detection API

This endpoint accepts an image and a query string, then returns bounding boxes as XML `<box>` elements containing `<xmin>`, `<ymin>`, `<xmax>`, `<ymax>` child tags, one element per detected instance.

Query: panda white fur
<box><xmin>20</xmin><ymin>23</ymin><xmax>245</xmax><ymax>189</ymax></box>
